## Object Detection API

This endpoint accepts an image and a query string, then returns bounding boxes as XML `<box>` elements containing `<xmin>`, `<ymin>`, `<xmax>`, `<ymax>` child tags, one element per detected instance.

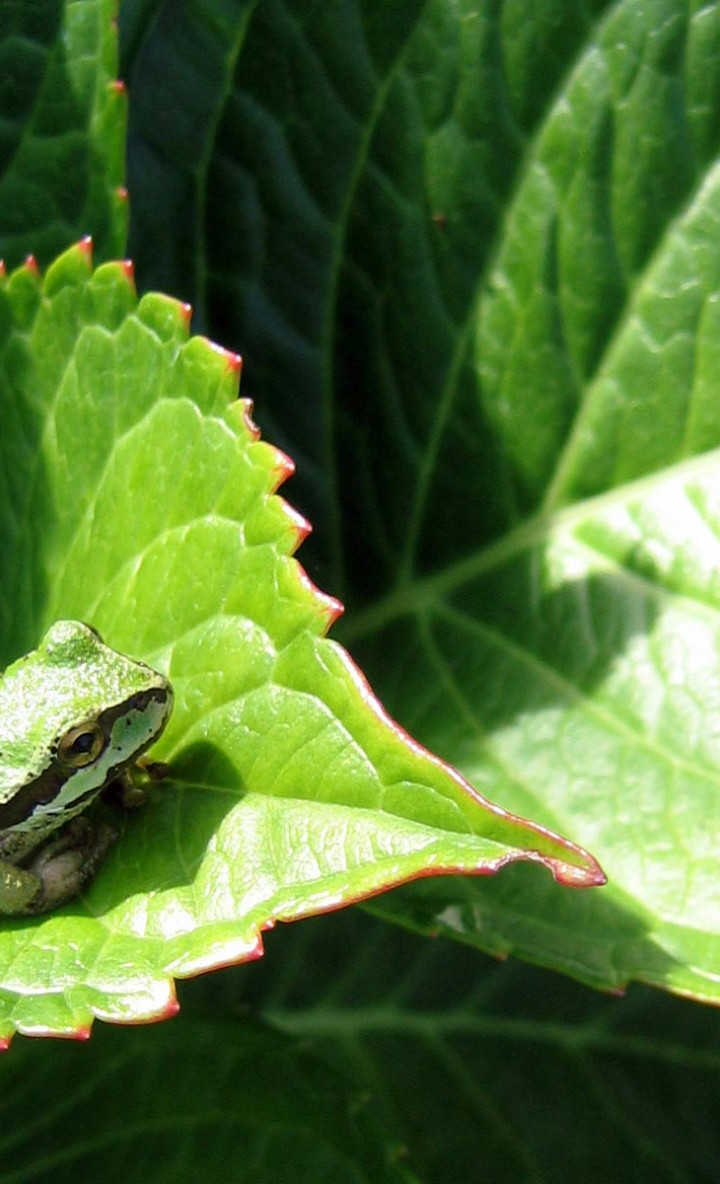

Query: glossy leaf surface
<box><xmin>0</xmin><ymin>243</ymin><xmax>600</xmax><ymax>1040</ymax></box>
<box><xmin>0</xmin><ymin>0</ymin><xmax>718</xmax><ymax>1176</ymax></box>
<box><xmin>120</xmin><ymin>0</ymin><xmax>720</xmax><ymax>1004</ymax></box>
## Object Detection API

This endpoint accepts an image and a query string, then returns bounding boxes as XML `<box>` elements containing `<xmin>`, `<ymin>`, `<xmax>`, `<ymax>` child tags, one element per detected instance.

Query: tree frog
<box><xmin>0</xmin><ymin>621</ymin><xmax>173</xmax><ymax>915</ymax></box>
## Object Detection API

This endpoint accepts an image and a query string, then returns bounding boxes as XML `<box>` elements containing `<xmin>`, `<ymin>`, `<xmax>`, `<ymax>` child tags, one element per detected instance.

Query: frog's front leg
<box><xmin>0</xmin><ymin>821</ymin><xmax>117</xmax><ymax>915</ymax></box>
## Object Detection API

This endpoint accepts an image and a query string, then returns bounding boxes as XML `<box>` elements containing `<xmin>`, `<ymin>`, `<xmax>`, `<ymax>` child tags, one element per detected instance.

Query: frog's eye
<box><xmin>57</xmin><ymin>722</ymin><xmax>107</xmax><ymax>767</ymax></box>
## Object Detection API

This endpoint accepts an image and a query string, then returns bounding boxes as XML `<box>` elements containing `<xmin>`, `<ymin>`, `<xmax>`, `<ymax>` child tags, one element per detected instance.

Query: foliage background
<box><xmin>2</xmin><ymin>0</ymin><xmax>720</xmax><ymax>1179</ymax></box>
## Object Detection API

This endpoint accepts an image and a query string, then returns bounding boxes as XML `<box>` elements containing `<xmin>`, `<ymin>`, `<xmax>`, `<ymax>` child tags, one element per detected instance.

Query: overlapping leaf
<box><xmin>0</xmin><ymin>1008</ymin><xmax>413</xmax><ymax>1183</ymax></box>
<box><xmin>0</xmin><ymin>0</ymin><xmax>718</xmax><ymax>1175</ymax></box>
<box><xmin>239</xmin><ymin>910</ymin><xmax>720</xmax><ymax>1184</ymax></box>
<box><xmin>0</xmin><ymin>0</ymin><xmax>126</xmax><ymax>269</ymax></box>
<box><xmin>122</xmin><ymin>0</ymin><xmax>720</xmax><ymax>1002</ymax></box>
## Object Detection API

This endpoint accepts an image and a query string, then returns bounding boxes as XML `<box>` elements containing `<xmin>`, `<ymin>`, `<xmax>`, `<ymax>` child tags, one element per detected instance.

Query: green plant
<box><xmin>1</xmin><ymin>1</ymin><xmax>720</xmax><ymax>1179</ymax></box>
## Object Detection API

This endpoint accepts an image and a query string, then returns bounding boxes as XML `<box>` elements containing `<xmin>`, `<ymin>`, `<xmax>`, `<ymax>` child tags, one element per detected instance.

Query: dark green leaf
<box><xmin>122</xmin><ymin>0</ymin><xmax>720</xmax><ymax>1003</ymax></box>
<box><xmin>235</xmin><ymin>910</ymin><xmax>720</xmax><ymax>1184</ymax></box>
<box><xmin>0</xmin><ymin>1010</ymin><xmax>414</xmax><ymax>1184</ymax></box>
<box><xmin>0</xmin><ymin>0</ymin><xmax>126</xmax><ymax>269</ymax></box>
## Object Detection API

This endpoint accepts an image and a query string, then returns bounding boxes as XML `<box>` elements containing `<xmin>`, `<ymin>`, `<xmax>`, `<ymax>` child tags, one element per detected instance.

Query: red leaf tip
<box><xmin>291</xmin><ymin>512</ymin><xmax>312</xmax><ymax>548</ymax></box>
<box><xmin>323</xmin><ymin>595</ymin><xmax>345</xmax><ymax>627</ymax></box>
<box><xmin>206</xmin><ymin>339</ymin><xmax>241</xmax><ymax>373</ymax></box>
<box><xmin>550</xmin><ymin>856</ymin><xmax>607</xmax><ymax>889</ymax></box>
<box><xmin>24</xmin><ymin>254</ymin><xmax>39</xmax><ymax>276</ymax></box>
<box><xmin>329</xmin><ymin>642</ymin><xmax>605</xmax><ymax>887</ymax></box>
<box><xmin>295</xmin><ymin>562</ymin><xmax>345</xmax><ymax>628</ymax></box>
<box><xmin>112</xmin><ymin>79</ymin><xmax>127</xmax><ymax>95</ymax></box>
<box><xmin>239</xmin><ymin>398</ymin><xmax>260</xmax><ymax>439</ymax></box>
<box><xmin>271</xmin><ymin>448</ymin><xmax>295</xmax><ymax>491</ymax></box>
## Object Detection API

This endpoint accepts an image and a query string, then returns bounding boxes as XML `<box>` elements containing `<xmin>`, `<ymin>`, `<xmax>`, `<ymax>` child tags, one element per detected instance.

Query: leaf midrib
<box><xmin>339</xmin><ymin>446</ymin><xmax>720</xmax><ymax>647</ymax></box>
<box><xmin>265</xmin><ymin>1004</ymin><xmax>720</xmax><ymax>1071</ymax></box>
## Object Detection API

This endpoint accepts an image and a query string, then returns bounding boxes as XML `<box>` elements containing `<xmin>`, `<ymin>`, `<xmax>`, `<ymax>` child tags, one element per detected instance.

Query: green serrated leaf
<box><xmin>0</xmin><ymin>242</ymin><xmax>601</xmax><ymax>1041</ymax></box>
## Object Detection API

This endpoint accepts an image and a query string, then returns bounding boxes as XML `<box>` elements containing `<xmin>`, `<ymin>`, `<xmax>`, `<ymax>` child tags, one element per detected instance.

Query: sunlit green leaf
<box><xmin>0</xmin><ymin>242</ymin><xmax>600</xmax><ymax>1040</ymax></box>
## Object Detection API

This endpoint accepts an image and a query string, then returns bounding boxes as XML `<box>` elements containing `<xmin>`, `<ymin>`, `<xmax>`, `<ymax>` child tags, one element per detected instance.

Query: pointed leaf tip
<box><xmin>205</xmin><ymin>338</ymin><xmax>242</xmax><ymax>371</ymax></box>
<box><xmin>324</xmin><ymin>598</ymin><xmax>345</xmax><ymax>627</ymax></box>
<box><xmin>270</xmin><ymin>448</ymin><xmax>296</xmax><ymax>490</ymax></box>
<box><xmin>551</xmin><ymin>857</ymin><xmax>607</xmax><ymax>889</ymax></box>
<box><xmin>239</xmin><ymin>397</ymin><xmax>260</xmax><ymax>439</ymax></box>
<box><xmin>328</xmin><ymin>641</ymin><xmax>603</xmax><ymax>885</ymax></box>
<box><xmin>285</xmin><ymin>505</ymin><xmax>312</xmax><ymax>551</ymax></box>
<box><xmin>297</xmin><ymin>563</ymin><xmax>345</xmax><ymax>628</ymax></box>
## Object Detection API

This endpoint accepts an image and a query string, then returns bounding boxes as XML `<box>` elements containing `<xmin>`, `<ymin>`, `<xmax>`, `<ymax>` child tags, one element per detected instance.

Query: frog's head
<box><xmin>0</xmin><ymin>621</ymin><xmax>173</xmax><ymax>834</ymax></box>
